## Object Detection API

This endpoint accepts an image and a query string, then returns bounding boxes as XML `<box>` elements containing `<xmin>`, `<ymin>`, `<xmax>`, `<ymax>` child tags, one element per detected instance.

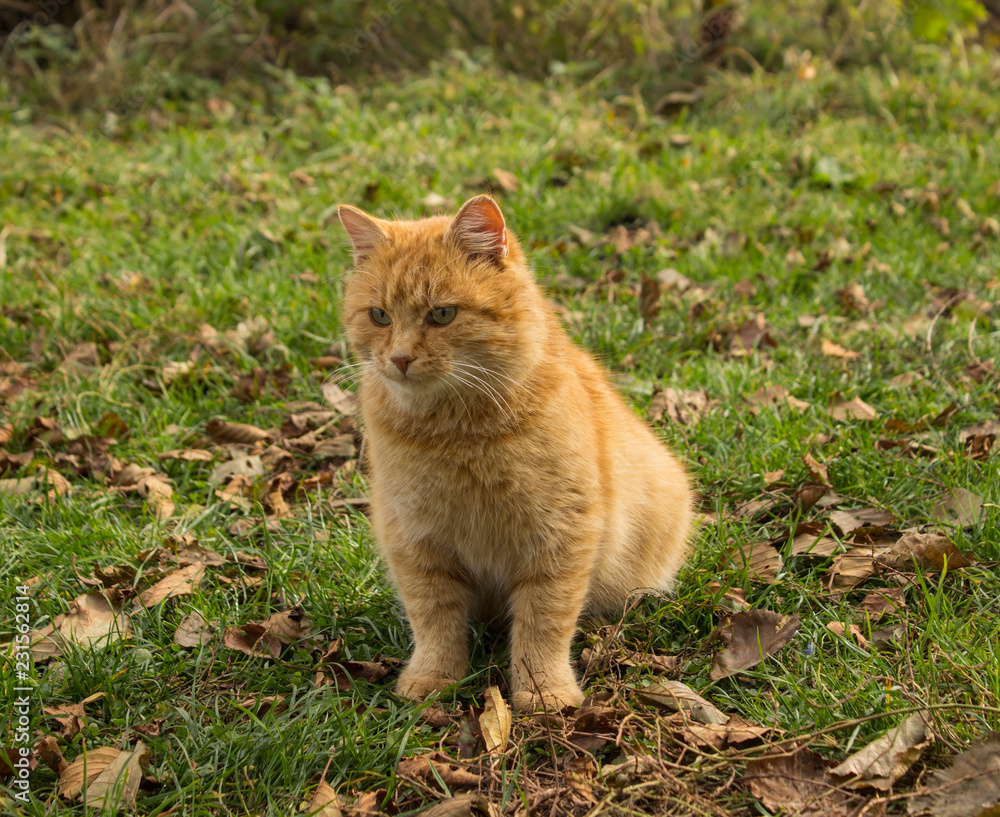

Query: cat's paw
<box><xmin>396</xmin><ymin>668</ymin><xmax>459</xmax><ymax>701</ymax></box>
<box><xmin>511</xmin><ymin>684</ymin><xmax>584</xmax><ymax>713</ymax></box>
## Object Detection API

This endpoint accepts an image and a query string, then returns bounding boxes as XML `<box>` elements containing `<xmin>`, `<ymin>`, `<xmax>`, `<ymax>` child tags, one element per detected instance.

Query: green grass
<box><xmin>1</xmin><ymin>45</ymin><xmax>999</xmax><ymax>816</ymax></box>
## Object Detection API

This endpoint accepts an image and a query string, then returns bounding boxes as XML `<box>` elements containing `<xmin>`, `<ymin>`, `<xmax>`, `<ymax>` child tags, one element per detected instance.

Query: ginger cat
<box><xmin>338</xmin><ymin>195</ymin><xmax>692</xmax><ymax>712</ymax></box>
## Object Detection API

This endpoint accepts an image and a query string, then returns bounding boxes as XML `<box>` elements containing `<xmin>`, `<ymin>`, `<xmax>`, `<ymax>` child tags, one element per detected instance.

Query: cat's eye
<box><xmin>370</xmin><ymin>308</ymin><xmax>391</xmax><ymax>326</ymax></box>
<box><xmin>429</xmin><ymin>306</ymin><xmax>457</xmax><ymax>326</ymax></box>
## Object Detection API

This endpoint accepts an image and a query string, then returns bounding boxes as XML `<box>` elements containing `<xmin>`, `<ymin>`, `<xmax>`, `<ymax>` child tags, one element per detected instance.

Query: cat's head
<box><xmin>338</xmin><ymin>196</ymin><xmax>545</xmax><ymax>410</ymax></box>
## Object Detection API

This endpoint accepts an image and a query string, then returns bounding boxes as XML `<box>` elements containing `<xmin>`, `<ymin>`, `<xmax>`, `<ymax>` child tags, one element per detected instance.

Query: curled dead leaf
<box><xmin>31</xmin><ymin>592</ymin><xmax>132</xmax><ymax>662</ymax></box>
<box><xmin>137</xmin><ymin>563</ymin><xmax>206</xmax><ymax>608</ymax></box>
<box><xmin>174</xmin><ymin>610</ymin><xmax>215</xmax><ymax>647</ymax></box>
<box><xmin>223</xmin><ymin>623</ymin><xmax>282</xmax><ymax>660</ymax></box>
<box><xmin>396</xmin><ymin>753</ymin><xmax>481</xmax><ymax>789</ymax></box>
<box><xmin>637</xmin><ymin>680</ymin><xmax>728</xmax><ymax>724</ymax></box>
<box><xmin>479</xmin><ymin>686</ymin><xmax>511</xmax><ymax>755</ymax></box>
<box><xmin>831</xmin><ymin>712</ymin><xmax>932</xmax><ymax>790</ymax></box>
<box><xmin>710</xmin><ymin>609</ymin><xmax>800</xmax><ymax>680</ymax></box>
<box><xmin>908</xmin><ymin>734</ymin><xmax>1000</xmax><ymax>817</ymax></box>
<box><xmin>205</xmin><ymin>419</ymin><xmax>271</xmax><ymax>445</ymax></box>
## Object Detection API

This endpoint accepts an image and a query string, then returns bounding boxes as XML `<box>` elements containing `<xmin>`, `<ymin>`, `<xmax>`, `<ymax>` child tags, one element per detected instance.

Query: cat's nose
<box><xmin>391</xmin><ymin>352</ymin><xmax>415</xmax><ymax>375</ymax></box>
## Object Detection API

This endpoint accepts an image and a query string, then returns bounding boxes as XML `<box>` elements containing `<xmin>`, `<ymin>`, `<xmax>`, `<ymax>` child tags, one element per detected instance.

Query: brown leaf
<box><xmin>0</xmin><ymin>466</ymin><xmax>70</xmax><ymax>499</ymax></box>
<box><xmin>827</xmin><ymin>544</ymin><xmax>890</xmax><ymax>592</ymax></box>
<box><xmin>35</xmin><ymin>735</ymin><xmax>68</xmax><ymax>775</ymax></box>
<box><xmin>0</xmin><ymin>421</ymin><xmax>13</xmax><ymax>446</ymax></box>
<box><xmin>137</xmin><ymin>563</ymin><xmax>206</xmax><ymax>607</ymax></box>
<box><xmin>174</xmin><ymin>610</ymin><xmax>215</xmax><ymax>647</ymax></box>
<box><xmin>745</xmin><ymin>747</ymin><xmax>862</xmax><ymax>817</ymax></box>
<box><xmin>313</xmin><ymin>434</ymin><xmax>357</xmax><ymax>459</ymax></box>
<box><xmin>666</xmin><ymin>711</ymin><xmax>770</xmax><ymax>750</ymax></box>
<box><xmin>223</xmin><ymin>623</ymin><xmax>282</xmax><ymax>659</ymax></box>
<box><xmin>831</xmin><ymin>712</ymin><xmax>932</xmax><ymax>790</ymax></box>
<box><xmin>320</xmin><ymin>658</ymin><xmax>399</xmax><ymax>690</ymax></box>
<box><xmin>802</xmin><ymin>453</ymin><xmax>830</xmax><ymax>485</ymax></box>
<box><xmin>932</xmin><ymin>488</ymin><xmax>984</xmax><ymax>527</ymax></box>
<box><xmin>31</xmin><ymin>592</ymin><xmax>132</xmax><ymax>661</ymax></box>
<box><xmin>730</xmin><ymin>313</ymin><xmax>777</xmax><ymax>355</ymax></box>
<box><xmin>262</xmin><ymin>607</ymin><xmax>312</xmax><ymax>643</ymax></box>
<box><xmin>210</xmin><ymin>455</ymin><xmax>265</xmax><ymax>484</ymax></box>
<box><xmin>306</xmin><ymin>781</ymin><xmax>344</xmax><ymax>817</ymax></box>
<box><xmin>44</xmin><ymin>703</ymin><xmax>86</xmax><ymax>739</ymax></box>
<box><xmin>860</xmin><ymin>588</ymin><xmax>906</xmax><ymax>620</ymax></box>
<box><xmin>479</xmin><ymin>686</ymin><xmax>511</xmax><ymax>755</ymax></box>
<box><xmin>59</xmin><ymin>742</ymin><xmax>149</xmax><ymax>808</ymax></box>
<box><xmin>422</xmin><ymin>793</ymin><xmax>502</xmax><ymax>817</ymax></box>
<box><xmin>637</xmin><ymin>680</ymin><xmax>728</xmax><ymax>724</ymax></box>
<box><xmin>794</xmin><ymin>481</ymin><xmax>828</xmax><ymax>512</ymax></box>
<box><xmin>321</xmin><ymin>382</ymin><xmax>358</xmax><ymax>414</ymax></box>
<box><xmin>789</xmin><ymin>531</ymin><xmax>840</xmax><ymax>558</ymax></box>
<box><xmin>908</xmin><ymin>734</ymin><xmax>1000</xmax><ymax>817</ymax></box>
<box><xmin>746</xmin><ymin>384</ymin><xmax>810</xmax><ymax>413</ymax></box>
<box><xmin>837</xmin><ymin>282</ymin><xmax>870</xmax><ymax>313</ymax></box>
<box><xmin>396</xmin><ymin>753</ymin><xmax>481</xmax><ymax>789</ymax></box>
<box><xmin>490</xmin><ymin>168</ymin><xmax>519</xmax><ymax>192</ymax></box>
<box><xmin>648</xmin><ymin>388</ymin><xmax>714</xmax><ymax>425</ymax></box>
<box><xmin>710</xmin><ymin>609</ymin><xmax>800</xmax><ymax>680</ymax></box>
<box><xmin>822</xmin><ymin>339</ymin><xmax>861</xmax><ymax>359</ymax></box>
<box><xmin>157</xmin><ymin>448</ymin><xmax>214</xmax><ymax>462</ymax></box>
<box><xmin>829</xmin><ymin>396</ymin><xmax>878</xmax><ymax>421</ymax></box>
<box><xmin>724</xmin><ymin>541</ymin><xmax>782</xmax><ymax>583</ymax></box>
<box><xmin>205</xmin><ymin>419</ymin><xmax>271</xmax><ymax>445</ymax></box>
<box><xmin>881</xmin><ymin>531</ymin><xmax>975</xmax><ymax>571</ymax></box>
<box><xmin>826</xmin><ymin>621</ymin><xmax>869</xmax><ymax>649</ymax></box>
<box><xmin>639</xmin><ymin>274</ymin><xmax>661</xmax><ymax>323</ymax></box>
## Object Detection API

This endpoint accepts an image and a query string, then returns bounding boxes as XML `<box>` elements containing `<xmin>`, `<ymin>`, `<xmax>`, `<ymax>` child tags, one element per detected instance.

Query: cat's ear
<box><xmin>338</xmin><ymin>205</ymin><xmax>388</xmax><ymax>262</ymax></box>
<box><xmin>448</xmin><ymin>195</ymin><xmax>508</xmax><ymax>262</ymax></box>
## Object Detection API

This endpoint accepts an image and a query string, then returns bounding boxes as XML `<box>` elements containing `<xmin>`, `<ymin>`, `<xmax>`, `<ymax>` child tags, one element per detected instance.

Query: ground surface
<box><xmin>1</xmin><ymin>45</ymin><xmax>999</xmax><ymax>816</ymax></box>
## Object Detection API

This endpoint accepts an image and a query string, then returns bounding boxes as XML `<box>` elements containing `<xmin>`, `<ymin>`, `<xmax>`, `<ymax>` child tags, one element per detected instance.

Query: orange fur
<box><xmin>338</xmin><ymin>196</ymin><xmax>693</xmax><ymax>711</ymax></box>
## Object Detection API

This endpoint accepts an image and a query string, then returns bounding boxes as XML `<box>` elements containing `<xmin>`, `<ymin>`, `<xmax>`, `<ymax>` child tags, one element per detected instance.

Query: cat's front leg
<box><xmin>388</xmin><ymin>547</ymin><xmax>472</xmax><ymax>701</ymax></box>
<box><xmin>509</xmin><ymin>572</ymin><xmax>589</xmax><ymax>713</ymax></box>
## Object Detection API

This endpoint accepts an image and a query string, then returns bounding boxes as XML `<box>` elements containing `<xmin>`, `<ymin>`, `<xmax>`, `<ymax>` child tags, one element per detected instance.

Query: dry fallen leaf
<box><xmin>831</xmin><ymin>712</ymin><xmax>932</xmax><ymax>790</ymax></box>
<box><xmin>321</xmin><ymin>382</ymin><xmax>358</xmax><ymax>414</ymax></box>
<box><xmin>710</xmin><ymin>609</ymin><xmax>800</xmax><ymax>680</ymax></box>
<box><xmin>223</xmin><ymin>624</ymin><xmax>282</xmax><ymax>660</ymax></box>
<box><xmin>479</xmin><ymin>686</ymin><xmax>511</xmax><ymax>756</ymax></box>
<box><xmin>822</xmin><ymin>339</ymin><xmax>861</xmax><ymax>359</ymax></box>
<box><xmin>746</xmin><ymin>384</ymin><xmax>810</xmax><ymax>413</ymax></box>
<box><xmin>137</xmin><ymin>563</ymin><xmax>206</xmax><ymax>608</ymax></box>
<box><xmin>397</xmin><ymin>753</ymin><xmax>481</xmax><ymax>789</ymax></box>
<box><xmin>908</xmin><ymin>734</ymin><xmax>1000</xmax><ymax>817</ymax></box>
<box><xmin>305</xmin><ymin>780</ymin><xmax>344</xmax><ymax>817</ymax></box>
<box><xmin>173</xmin><ymin>610</ymin><xmax>215</xmax><ymax>647</ymax></box>
<box><xmin>802</xmin><ymin>453</ymin><xmax>830</xmax><ymax>485</ymax></box>
<box><xmin>44</xmin><ymin>702</ymin><xmax>86</xmax><ymax>739</ymax></box>
<box><xmin>859</xmin><ymin>588</ymin><xmax>906</xmax><ymax>620</ymax></box>
<box><xmin>724</xmin><ymin>541</ymin><xmax>782</xmax><ymax>583</ymax></box>
<box><xmin>490</xmin><ymin>167</ymin><xmax>519</xmax><ymax>192</ymax></box>
<box><xmin>59</xmin><ymin>741</ymin><xmax>149</xmax><ymax>809</ymax></box>
<box><xmin>932</xmin><ymin>488</ymin><xmax>984</xmax><ymax>528</ymax></box>
<box><xmin>262</xmin><ymin>607</ymin><xmax>312</xmax><ymax>643</ymax></box>
<box><xmin>829</xmin><ymin>395</ymin><xmax>878</xmax><ymax>421</ymax></box>
<box><xmin>31</xmin><ymin>593</ymin><xmax>132</xmax><ymax>661</ymax></box>
<box><xmin>637</xmin><ymin>680</ymin><xmax>728</xmax><ymax>724</ymax></box>
<box><xmin>210</xmin><ymin>455</ymin><xmax>265</xmax><ymax>484</ymax></box>
<box><xmin>205</xmin><ymin>419</ymin><xmax>271</xmax><ymax>445</ymax></box>
<box><xmin>35</xmin><ymin>735</ymin><xmax>68</xmax><ymax>775</ymax></box>
<box><xmin>826</xmin><ymin>621</ymin><xmax>869</xmax><ymax>649</ymax></box>
<box><xmin>882</xmin><ymin>531</ymin><xmax>975</xmax><ymax>571</ymax></box>
<box><xmin>745</xmin><ymin>747</ymin><xmax>862</xmax><ymax>817</ymax></box>
<box><xmin>422</xmin><ymin>793</ymin><xmax>502</xmax><ymax>817</ymax></box>
<box><xmin>648</xmin><ymin>388</ymin><xmax>714</xmax><ymax>425</ymax></box>
<box><xmin>665</xmin><ymin>711</ymin><xmax>771</xmax><ymax>750</ymax></box>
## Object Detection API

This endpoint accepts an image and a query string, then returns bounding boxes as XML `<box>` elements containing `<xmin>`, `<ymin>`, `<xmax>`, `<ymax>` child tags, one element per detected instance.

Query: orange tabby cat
<box><xmin>338</xmin><ymin>195</ymin><xmax>692</xmax><ymax>712</ymax></box>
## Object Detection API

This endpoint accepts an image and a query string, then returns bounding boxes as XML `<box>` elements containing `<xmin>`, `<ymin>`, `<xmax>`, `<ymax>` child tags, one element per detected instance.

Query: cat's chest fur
<box><xmin>364</xmin><ymin>390</ymin><xmax>602</xmax><ymax>585</ymax></box>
